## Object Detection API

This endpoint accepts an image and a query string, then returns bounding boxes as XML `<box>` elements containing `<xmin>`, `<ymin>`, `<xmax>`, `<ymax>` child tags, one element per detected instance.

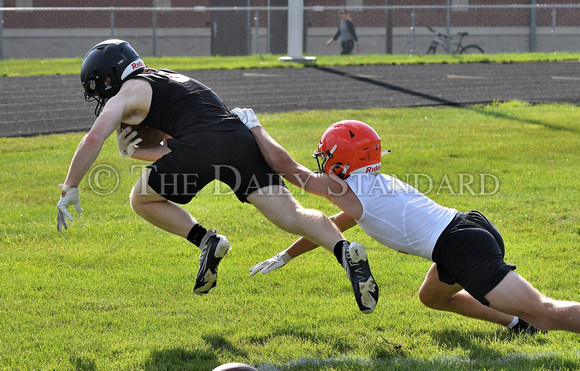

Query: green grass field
<box><xmin>3</xmin><ymin>52</ymin><xmax>580</xmax><ymax>77</ymax></box>
<box><xmin>1</xmin><ymin>101</ymin><xmax>579</xmax><ymax>370</ymax></box>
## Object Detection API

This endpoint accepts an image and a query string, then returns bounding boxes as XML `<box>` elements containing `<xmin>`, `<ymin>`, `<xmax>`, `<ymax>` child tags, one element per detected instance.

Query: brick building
<box><xmin>1</xmin><ymin>1</ymin><xmax>579</xmax><ymax>58</ymax></box>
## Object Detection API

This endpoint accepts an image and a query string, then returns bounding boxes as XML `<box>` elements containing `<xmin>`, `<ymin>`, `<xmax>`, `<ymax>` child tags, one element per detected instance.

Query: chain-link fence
<box><xmin>1</xmin><ymin>1</ymin><xmax>580</xmax><ymax>60</ymax></box>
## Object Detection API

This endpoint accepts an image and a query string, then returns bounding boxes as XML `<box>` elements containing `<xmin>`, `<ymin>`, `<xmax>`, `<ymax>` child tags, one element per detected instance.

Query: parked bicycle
<box><xmin>426</xmin><ymin>26</ymin><xmax>484</xmax><ymax>54</ymax></box>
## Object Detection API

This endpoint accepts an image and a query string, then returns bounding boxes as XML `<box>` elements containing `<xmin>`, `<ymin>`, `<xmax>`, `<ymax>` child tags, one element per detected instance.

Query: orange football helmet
<box><xmin>313</xmin><ymin>120</ymin><xmax>384</xmax><ymax>179</ymax></box>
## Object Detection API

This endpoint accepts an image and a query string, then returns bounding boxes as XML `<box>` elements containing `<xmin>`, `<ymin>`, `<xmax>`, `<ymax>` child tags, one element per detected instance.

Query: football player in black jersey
<box><xmin>56</xmin><ymin>40</ymin><xmax>379</xmax><ymax>313</ymax></box>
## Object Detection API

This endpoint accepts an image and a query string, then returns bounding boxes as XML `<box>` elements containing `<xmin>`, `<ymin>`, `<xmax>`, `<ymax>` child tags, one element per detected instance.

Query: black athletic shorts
<box><xmin>147</xmin><ymin>129</ymin><xmax>285</xmax><ymax>204</ymax></box>
<box><xmin>431</xmin><ymin>210</ymin><xmax>512</xmax><ymax>306</ymax></box>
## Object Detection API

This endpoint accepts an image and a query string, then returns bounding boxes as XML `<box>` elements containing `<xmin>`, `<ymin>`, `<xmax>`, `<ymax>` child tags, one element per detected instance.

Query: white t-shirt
<box><xmin>345</xmin><ymin>173</ymin><xmax>457</xmax><ymax>261</ymax></box>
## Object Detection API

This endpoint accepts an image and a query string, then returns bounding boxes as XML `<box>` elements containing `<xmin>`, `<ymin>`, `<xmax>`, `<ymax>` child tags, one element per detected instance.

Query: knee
<box><xmin>418</xmin><ymin>285</ymin><xmax>460</xmax><ymax>311</ymax></box>
<box><xmin>129</xmin><ymin>186</ymin><xmax>146</xmax><ymax>214</ymax></box>
<box><xmin>129</xmin><ymin>189</ymin><xmax>140</xmax><ymax>213</ymax></box>
<box><xmin>517</xmin><ymin>300</ymin><xmax>559</xmax><ymax>330</ymax></box>
<box><xmin>130</xmin><ymin>171</ymin><xmax>151</xmax><ymax>214</ymax></box>
<box><xmin>418</xmin><ymin>287</ymin><xmax>440</xmax><ymax>309</ymax></box>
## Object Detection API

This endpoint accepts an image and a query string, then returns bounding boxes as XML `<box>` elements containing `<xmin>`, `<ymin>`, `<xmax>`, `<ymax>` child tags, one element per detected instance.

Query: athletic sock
<box><xmin>187</xmin><ymin>223</ymin><xmax>207</xmax><ymax>247</ymax></box>
<box><xmin>510</xmin><ymin>318</ymin><xmax>529</xmax><ymax>333</ymax></box>
<box><xmin>333</xmin><ymin>240</ymin><xmax>349</xmax><ymax>266</ymax></box>
<box><xmin>509</xmin><ymin>318</ymin><xmax>546</xmax><ymax>335</ymax></box>
<box><xmin>506</xmin><ymin>316</ymin><xmax>520</xmax><ymax>329</ymax></box>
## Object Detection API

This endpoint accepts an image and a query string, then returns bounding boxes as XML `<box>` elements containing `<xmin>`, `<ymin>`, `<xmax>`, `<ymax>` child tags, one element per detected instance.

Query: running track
<box><xmin>1</xmin><ymin>61</ymin><xmax>579</xmax><ymax>137</ymax></box>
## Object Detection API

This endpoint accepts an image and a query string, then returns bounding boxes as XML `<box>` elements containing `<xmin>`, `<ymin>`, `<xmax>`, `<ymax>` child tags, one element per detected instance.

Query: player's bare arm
<box><xmin>231</xmin><ymin>108</ymin><xmax>364</xmax><ymax>218</ymax></box>
<box><xmin>131</xmin><ymin>143</ymin><xmax>171</xmax><ymax>162</ymax></box>
<box><xmin>112</xmin><ymin>78</ymin><xmax>172</xmax><ymax>162</ymax></box>
<box><xmin>250</xmin><ymin>126</ymin><xmax>345</xmax><ymax>197</ymax></box>
<box><xmin>249</xmin><ymin>209</ymin><xmax>360</xmax><ymax>276</ymax></box>
<box><xmin>63</xmin><ymin>79</ymin><xmax>151</xmax><ymax>187</ymax></box>
<box><xmin>249</xmin><ymin>125</ymin><xmax>363</xmax><ymax>219</ymax></box>
<box><xmin>286</xmin><ymin>211</ymin><xmax>358</xmax><ymax>257</ymax></box>
<box><xmin>111</xmin><ymin>78</ymin><xmax>152</xmax><ymax>126</ymax></box>
<box><xmin>231</xmin><ymin>108</ymin><xmax>347</xmax><ymax>198</ymax></box>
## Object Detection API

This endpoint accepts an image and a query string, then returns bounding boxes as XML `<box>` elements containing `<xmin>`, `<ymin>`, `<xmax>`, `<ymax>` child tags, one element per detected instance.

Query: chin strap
<box><xmin>84</xmin><ymin>91</ymin><xmax>107</xmax><ymax>117</ymax></box>
<box><xmin>94</xmin><ymin>98</ymin><xmax>106</xmax><ymax>116</ymax></box>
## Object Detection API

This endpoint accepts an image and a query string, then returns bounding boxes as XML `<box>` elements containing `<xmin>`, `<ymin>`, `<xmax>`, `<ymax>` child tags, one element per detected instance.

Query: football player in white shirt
<box><xmin>233</xmin><ymin>108</ymin><xmax>580</xmax><ymax>335</ymax></box>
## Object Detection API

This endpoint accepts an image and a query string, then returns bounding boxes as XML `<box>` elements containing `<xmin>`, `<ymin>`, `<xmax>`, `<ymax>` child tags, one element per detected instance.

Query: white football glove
<box><xmin>116</xmin><ymin>125</ymin><xmax>142</xmax><ymax>158</ymax></box>
<box><xmin>56</xmin><ymin>184</ymin><xmax>82</xmax><ymax>231</ymax></box>
<box><xmin>249</xmin><ymin>250</ymin><xmax>292</xmax><ymax>276</ymax></box>
<box><xmin>231</xmin><ymin>107</ymin><xmax>262</xmax><ymax>129</ymax></box>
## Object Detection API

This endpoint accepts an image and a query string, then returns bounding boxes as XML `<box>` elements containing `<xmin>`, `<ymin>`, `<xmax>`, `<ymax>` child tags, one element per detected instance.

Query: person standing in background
<box><xmin>326</xmin><ymin>9</ymin><xmax>360</xmax><ymax>55</ymax></box>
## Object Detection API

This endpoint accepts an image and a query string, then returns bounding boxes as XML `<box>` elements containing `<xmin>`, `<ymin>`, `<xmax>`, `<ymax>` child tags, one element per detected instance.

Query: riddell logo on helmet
<box><xmin>131</xmin><ymin>60</ymin><xmax>145</xmax><ymax>69</ymax></box>
<box><xmin>121</xmin><ymin>58</ymin><xmax>146</xmax><ymax>80</ymax></box>
<box><xmin>365</xmin><ymin>164</ymin><xmax>381</xmax><ymax>173</ymax></box>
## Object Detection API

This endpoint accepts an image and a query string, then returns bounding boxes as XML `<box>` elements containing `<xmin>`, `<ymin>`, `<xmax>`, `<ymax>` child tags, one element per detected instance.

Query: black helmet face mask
<box><xmin>82</xmin><ymin>72</ymin><xmax>106</xmax><ymax>116</ymax></box>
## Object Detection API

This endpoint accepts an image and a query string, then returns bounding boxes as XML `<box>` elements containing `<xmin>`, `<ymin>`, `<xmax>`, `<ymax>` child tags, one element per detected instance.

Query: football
<box><xmin>120</xmin><ymin>123</ymin><xmax>165</xmax><ymax>148</ymax></box>
<box><xmin>212</xmin><ymin>363</ymin><xmax>258</xmax><ymax>371</ymax></box>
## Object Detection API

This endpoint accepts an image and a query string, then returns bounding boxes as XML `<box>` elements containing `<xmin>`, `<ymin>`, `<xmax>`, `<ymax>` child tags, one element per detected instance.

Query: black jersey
<box><xmin>129</xmin><ymin>68</ymin><xmax>243</xmax><ymax>137</ymax></box>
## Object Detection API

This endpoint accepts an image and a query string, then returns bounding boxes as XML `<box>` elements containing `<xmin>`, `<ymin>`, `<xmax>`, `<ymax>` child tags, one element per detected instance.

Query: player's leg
<box><xmin>485</xmin><ymin>270</ymin><xmax>580</xmax><ymax>333</ymax></box>
<box><xmin>246</xmin><ymin>185</ymin><xmax>342</xmax><ymax>251</ymax></box>
<box><xmin>130</xmin><ymin>168</ymin><xmax>231</xmax><ymax>295</ymax></box>
<box><xmin>430</xmin><ymin>211</ymin><xmax>543</xmax><ymax>332</ymax></box>
<box><xmin>248</xmin><ymin>185</ymin><xmax>379</xmax><ymax>313</ymax></box>
<box><xmin>130</xmin><ymin>168</ymin><xmax>196</xmax><ymax>238</ymax></box>
<box><xmin>419</xmin><ymin>263</ymin><xmax>516</xmax><ymax>326</ymax></box>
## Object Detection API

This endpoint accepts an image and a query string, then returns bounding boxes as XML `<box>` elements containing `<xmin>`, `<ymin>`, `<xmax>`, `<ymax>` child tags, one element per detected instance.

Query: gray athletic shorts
<box><xmin>431</xmin><ymin>210</ymin><xmax>512</xmax><ymax>306</ymax></box>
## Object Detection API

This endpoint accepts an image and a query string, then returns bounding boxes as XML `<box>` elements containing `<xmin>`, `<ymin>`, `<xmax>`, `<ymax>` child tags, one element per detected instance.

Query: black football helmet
<box><xmin>80</xmin><ymin>39</ymin><xmax>145</xmax><ymax>116</ymax></box>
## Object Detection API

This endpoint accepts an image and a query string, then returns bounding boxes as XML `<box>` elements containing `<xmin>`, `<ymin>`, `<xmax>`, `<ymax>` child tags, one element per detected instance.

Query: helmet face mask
<box><xmin>313</xmin><ymin>120</ymin><xmax>383</xmax><ymax>179</ymax></box>
<box><xmin>83</xmin><ymin>74</ymin><xmax>103</xmax><ymax>101</ymax></box>
<box><xmin>80</xmin><ymin>39</ymin><xmax>145</xmax><ymax>116</ymax></box>
<box><xmin>313</xmin><ymin>144</ymin><xmax>337</xmax><ymax>174</ymax></box>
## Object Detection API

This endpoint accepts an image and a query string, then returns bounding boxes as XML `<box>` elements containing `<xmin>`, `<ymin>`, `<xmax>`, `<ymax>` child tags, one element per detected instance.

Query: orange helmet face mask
<box><xmin>313</xmin><ymin>120</ymin><xmax>384</xmax><ymax>179</ymax></box>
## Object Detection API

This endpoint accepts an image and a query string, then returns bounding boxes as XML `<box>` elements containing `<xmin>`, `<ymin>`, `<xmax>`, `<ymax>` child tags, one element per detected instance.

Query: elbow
<box><xmin>270</xmin><ymin>155</ymin><xmax>290</xmax><ymax>175</ymax></box>
<box><xmin>82</xmin><ymin>131</ymin><xmax>106</xmax><ymax>149</ymax></box>
<box><xmin>269</xmin><ymin>148</ymin><xmax>299</xmax><ymax>176</ymax></box>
